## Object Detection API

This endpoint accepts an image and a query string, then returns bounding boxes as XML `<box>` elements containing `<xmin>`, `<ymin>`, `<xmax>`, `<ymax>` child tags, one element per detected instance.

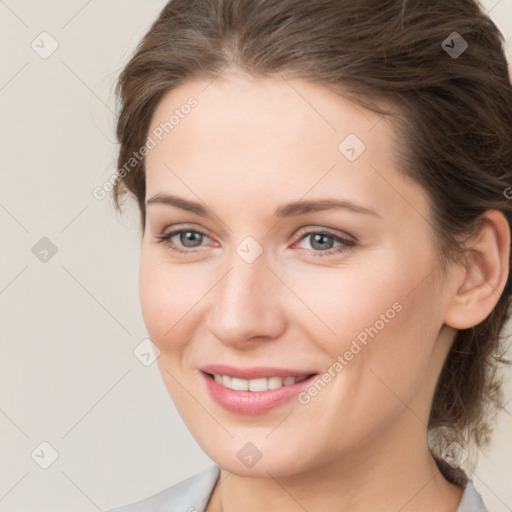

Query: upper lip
<box><xmin>201</xmin><ymin>364</ymin><xmax>317</xmax><ymax>379</ymax></box>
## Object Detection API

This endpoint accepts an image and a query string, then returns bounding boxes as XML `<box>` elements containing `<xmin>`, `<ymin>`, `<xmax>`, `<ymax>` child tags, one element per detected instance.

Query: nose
<box><xmin>205</xmin><ymin>246</ymin><xmax>287</xmax><ymax>348</ymax></box>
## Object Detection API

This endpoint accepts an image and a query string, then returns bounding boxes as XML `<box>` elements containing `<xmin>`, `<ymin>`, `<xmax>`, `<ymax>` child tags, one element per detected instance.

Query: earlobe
<box><xmin>443</xmin><ymin>210</ymin><xmax>510</xmax><ymax>330</ymax></box>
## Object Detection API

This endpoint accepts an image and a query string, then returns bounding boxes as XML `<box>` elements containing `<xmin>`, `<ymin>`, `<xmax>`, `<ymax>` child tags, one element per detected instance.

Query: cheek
<box><xmin>319</xmin><ymin>248</ymin><xmax>441</xmax><ymax>359</ymax></box>
<box><xmin>366</xmin><ymin>282</ymin><xmax>444</xmax><ymax>383</ymax></box>
<box><xmin>295</xmin><ymin>288</ymin><xmax>443</xmax><ymax>451</ymax></box>
<box><xmin>138</xmin><ymin>246</ymin><xmax>223</xmax><ymax>371</ymax></box>
<box><xmin>138</xmin><ymin>248</ymin><xmax>194</xmax><ymax>349</ymax></box>
<box><xmin>138</xmin><ymin>252</ymin><xmax>200</xmax><ymax>407</ymax></box>
<box><xmin>336</xmin><ymin>281</ymin><xmax>442</xmax><ymax>421</ymax></box>
<box><xmin>292</xmin><ymin>252</ymin><xmax>443</xmax><ymax>410</ymax></box>
<box><xmin>139</xmin><ymin>256</ymin><xmax>166</xmax><ymax>340</ymax></box>
<box><xmin>281</xmin><ymin>261</ymin><xmax>410</xmax><ymax>357</ymax></box>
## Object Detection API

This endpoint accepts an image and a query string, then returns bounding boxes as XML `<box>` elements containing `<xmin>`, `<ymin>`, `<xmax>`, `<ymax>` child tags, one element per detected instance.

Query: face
<box><xmin>139</xmin><ymin>73</ymin><xmax>457</xmax><ymax>478</ymax></box>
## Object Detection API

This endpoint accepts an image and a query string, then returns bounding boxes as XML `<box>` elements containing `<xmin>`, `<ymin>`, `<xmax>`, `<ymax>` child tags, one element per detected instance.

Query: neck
<box><xmin>206</xmin><ymin>417</ymin><xmax>463</xmax><ymax>512</ymax></box>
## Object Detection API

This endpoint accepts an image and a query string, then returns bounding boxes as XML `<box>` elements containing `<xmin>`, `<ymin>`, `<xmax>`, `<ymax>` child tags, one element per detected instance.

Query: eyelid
<box><xmin>291</xmin><ymin>229</ymin><xmax>356</xmax><ymax>256</ymax></box>
<box><xmin>157</xmin><ymin>223</ymin><xmax>212</xmax><ymax>240</ymax></box>
<box><xmin>155</xmin><ymin>224</ymin><xmax>357</xmax><ymax>256</ymax></box>
<box><xmin>293</xmin><ymin>226</ymin><xmax>357</xmax><ymax>244</ymax></box>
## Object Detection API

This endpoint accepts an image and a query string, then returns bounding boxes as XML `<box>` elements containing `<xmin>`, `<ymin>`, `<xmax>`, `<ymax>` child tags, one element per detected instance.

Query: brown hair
<box><xmin>112</xmin><ymin>0</ymin><xmax>512</xmax><ymax>467</ymax></box>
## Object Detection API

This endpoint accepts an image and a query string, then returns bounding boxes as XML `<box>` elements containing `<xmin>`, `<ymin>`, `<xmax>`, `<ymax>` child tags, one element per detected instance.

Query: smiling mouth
<box><xmin>201</xmin><ymin>368</ymin><xmax>320</xmax><ymax>415</ymax></box>
<box><xmin>203</xmin><ymin>372</ymin><xmax>317</xmax><ymax>392</ymax></box>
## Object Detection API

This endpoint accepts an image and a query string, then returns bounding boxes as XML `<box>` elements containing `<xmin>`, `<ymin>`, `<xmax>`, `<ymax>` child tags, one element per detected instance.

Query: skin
<box><xmin>139</xmin><ymin>72</ymin><xmax>510</xmax><ymax>512</ymax></box>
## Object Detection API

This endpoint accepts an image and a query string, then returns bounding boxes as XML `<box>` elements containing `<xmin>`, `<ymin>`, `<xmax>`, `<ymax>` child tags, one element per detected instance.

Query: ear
<box><xmin>444</xmin><ymin>210</ymin><xmax>510</xmax><ymax>330</ymax></box>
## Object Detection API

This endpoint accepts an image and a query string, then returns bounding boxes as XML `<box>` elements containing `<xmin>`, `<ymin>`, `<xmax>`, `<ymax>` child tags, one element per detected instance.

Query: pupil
<box><xmin>312</xmin><ymin>234</ymin><xmax>333</xmax><ymax>250</ymax></box>
<box><xmin>182</xmin><ymin>231</ymin><xmax>201</xmax><ymax>247</ymax></box>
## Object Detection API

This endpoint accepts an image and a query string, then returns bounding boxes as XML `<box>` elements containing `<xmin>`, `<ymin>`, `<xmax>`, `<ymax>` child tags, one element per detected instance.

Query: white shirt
<box><xmin>106</xmin><ymin>464</ymin><xmax>488</xmax><ymax>511</ymax></box>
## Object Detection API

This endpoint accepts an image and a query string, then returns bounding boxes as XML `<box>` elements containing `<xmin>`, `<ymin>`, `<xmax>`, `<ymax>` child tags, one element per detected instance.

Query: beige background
<box><xmin>1</xmin><ymin>1</ymin><xmax>511</xmax><ymax>510</ymax></box>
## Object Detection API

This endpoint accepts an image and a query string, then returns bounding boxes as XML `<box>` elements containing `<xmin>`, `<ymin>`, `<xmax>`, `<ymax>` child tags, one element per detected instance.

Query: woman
<box><xmin>107</xmin><ymin>0</ymin><xmax>512</xmax><ymax>510</ymax></box>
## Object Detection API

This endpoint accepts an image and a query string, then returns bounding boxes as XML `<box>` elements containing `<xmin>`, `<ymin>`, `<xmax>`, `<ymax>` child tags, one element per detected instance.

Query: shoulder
<box><xmin>457</xmin><ymin>479</ymin><xmax>488</xmax><ymax>512</ymax></box>
<box><xmin>105</xmin><ymin>464</ymin><xmax>221</xmax><ymax>512</ymax></box>
<box><xmin>105</xmin><ymin>462</ymin><xmax>487</xmax><ymax>511</ymax></box>
<box><xmin>435</xmin><ymin>457</ymin><xmax>488</xmax><ymax>512</ymax></box>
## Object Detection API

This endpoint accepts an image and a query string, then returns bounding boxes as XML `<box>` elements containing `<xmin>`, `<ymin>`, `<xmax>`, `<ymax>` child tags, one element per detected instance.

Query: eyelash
<box><xmin>155</xmin><ymin>226</ymin><xmax>357</xmax><ymax>257</ymax></box>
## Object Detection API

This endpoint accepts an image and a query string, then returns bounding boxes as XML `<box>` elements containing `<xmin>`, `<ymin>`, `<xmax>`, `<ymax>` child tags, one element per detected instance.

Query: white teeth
<box><xmin>212</xmin><ymin>374</ymin><xmax>310</xmax><ymax>392</ymax></box>
<box><xmin>249</xmin><ymin>378</ymin><xmax>268</xmax><ymax>392</ymax></box>
<box><xmin>283</xmin><ymin>376</ymin><xmax>296</xmax><ymax>386</ymax></box>
<box><xmin>231</xmin><ymin>377</ymin><xmax>249</xmax><ymax>391</ymax></box>
<box><xmin>268</xmin><ymin>377</ymin><xmax>283</xmax><ymax>389</ymax></box>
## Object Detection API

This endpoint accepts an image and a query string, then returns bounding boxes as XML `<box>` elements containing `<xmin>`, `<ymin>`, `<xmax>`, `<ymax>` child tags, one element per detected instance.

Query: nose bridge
<box><xmin>219</xmin><ymin>244</ymin><xmax>273</xmax><ymax>317</ymax></box>
<box><xmin>206</xmin><ymin>239</ymin><xmax>284</xmax><ymax>343</ymax></box>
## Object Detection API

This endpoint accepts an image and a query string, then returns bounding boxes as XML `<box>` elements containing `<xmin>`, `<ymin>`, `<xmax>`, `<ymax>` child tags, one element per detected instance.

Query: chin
<box><xmin>197</xmin><ymin>434</ymin><xmax>320</xmax><ymax>479</ymax></box>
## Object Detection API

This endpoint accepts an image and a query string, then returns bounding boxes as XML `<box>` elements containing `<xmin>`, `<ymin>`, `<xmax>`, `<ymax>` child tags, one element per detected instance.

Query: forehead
<box><xmin>147</xmin><ymin>73</ymin><xmax>388</xmax><ymax>164</ymax></box>
<box><xmin>144</xmin><ymin>74</ymin><xmax>429</xmax><ymax>221</ymax></box>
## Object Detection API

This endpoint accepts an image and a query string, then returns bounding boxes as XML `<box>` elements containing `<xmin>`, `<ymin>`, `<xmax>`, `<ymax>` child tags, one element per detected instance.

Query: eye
<box><xmin>292</xmin><ymin>229</ymin><xmax>356</xmax><ymax>256</ymax></box>
<box><xmin>155</xmin><ymin>226</ymin><xmax>357</xmax><ymax>257</ymax></box>
<box><xmin>155</xmin><ymin>227</ymin><xmax>211</xmax><ymax>254</ymax></box>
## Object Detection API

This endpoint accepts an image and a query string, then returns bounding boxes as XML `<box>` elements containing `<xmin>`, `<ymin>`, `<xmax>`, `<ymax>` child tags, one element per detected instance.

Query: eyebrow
<box><xmin>145</xmin><ymin>194</ymin><xmax>381</xmax><ymax>218</ymax></box>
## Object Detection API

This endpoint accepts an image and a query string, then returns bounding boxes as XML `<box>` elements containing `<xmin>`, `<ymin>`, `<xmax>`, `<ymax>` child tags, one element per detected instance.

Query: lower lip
<box><xmin>201</xmin><ymin>372</ymin><xmax>319</xmax><ymax>415</ymax></box>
